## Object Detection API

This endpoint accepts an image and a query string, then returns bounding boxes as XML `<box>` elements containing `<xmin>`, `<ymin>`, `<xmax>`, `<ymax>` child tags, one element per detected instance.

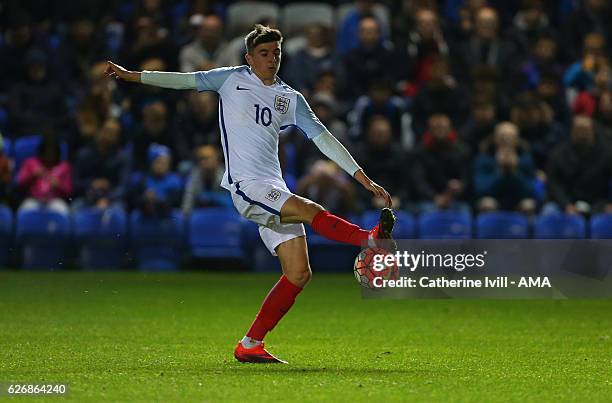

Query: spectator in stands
<box><xmin>595</xmin><ymin>90</ymin><xmax>612</xmax><ymax>142</ymax></box>
<box><xmin>411</xmin><ymin>56</ymin><xmax>467</xmax><ymax>137</ymax></box>
<box><xmin>59</xmin><ymin>18</ymin><xmax>107</xmax><ymax>88</ymax></box>
<box><xmin>296</xmin><ymin>160</ymin><xmax>356</xmax><ymax>218</ymax></box>
<box><xmin>459</xmin><ymin>97</ymin><xmax>498</xmax><ymax>154</ymax></box>
<box><xmin>130</xmin><ymin>144</ymin><xmax>182</xmax><ymax>217</ymax></box>
<box><xmin>122</xmin><ymin>16</ymin><xmax>177</xmax><ymax>71</ymax></box>
<box><xmin>473</xmin><ymin>122</ymin><xmax>536</xmax><ymax>213</ymax></box>
<box><xmin>0</xmin><ymin>12</ymin><xmax>45</xmax><ymax>91</ymax></box>
<box><xmin>353</xmin><ymin>115</ymin><xmax>408</xmax><ymax>210</ymax></box>
<box><xmin>285</xmin><ymin>24</ymin><xmax>336</xmax><ymax>95</ymax></box>
<box><xmin>17</xmin><ymin>136</ymin><xmax>72</xmax><ymax>214</ymax></box>
<box><xmin>127</xmin><ymin>57</ymin><xmax>178</xmax><ymax>121</ymax></box>
<box><xmin>132</xmin><ymin>100</ymin><xmax>176</xmax><ymax>171</ymax></box>
<box><xmin>535</xmin><ymin>70</ymin><xmax>570</xmax><ymax>125</ymax></box>
<box><xmin>390</xmin><ymin>0</ymin><xmax>439</xmax><ymax>41</ymax></box>
<box><xmin>179</xmin><ymin>14</ymin><xmax>230</xmax><ymax>72</ymax></box>
<box><xmin>343</xmin><ymin>16</ymin><xmax>396</xmax><ymax>100</ymax></box>
<box><xmin>563</xmin><ymin>32</ymin><xmax>608</xmax><ymax>92</ymax></box>
<box><xmin>8</xmin><ymin>49</ymin><xmax>67</xmax><ymax>137</ymax></box>
<box><xmin>411</xmin><ymin>114</ymin><xmax>471</xmax><ymax>212</ymax></box>
<box><xmin>455</xmin><ymin>7</ymin><xmax>516</xmax><ymax>80</ymax></box>
<box><xmin>181</xmin><ymin>145</ymin><xmax>230</xmax><ymax>214</ymax></box>
<box><xmin>546</xmin><ymin>115</ymin><xmax>612</xmax><ymax>215</ymax></box>
<box><xmin>173</xmin><ymin>91</ymin><xmax>219</xmax><ymax>164</ymax></box>
<box><xmin>562</xmin><ymin>0</ymin><xmax>612</xmax><ymax>62</ymax></box>
<box><xmin>348</xmin><ymin>79</ymin><xmax>407</xmax><ymax>143</ymax></box>
<box><xmin>507</xmin><ymin>0</ymin><xmax>556</xmax><ymax>58</ymax></box>
<box><xmin>0</xmin><ymin>134</ymin><xmax>11</xmax><ymax>205</ymax></box>
<box><xmin>73</xmin><ymin>61</ymin><xmax>117</xmax><ymax>150</ymax></box>
<box><xmin>397</xmin><ymin>8</ymin><xmax>449</xmax><ymax>97</ymax></box>
<box><xmin>291</xmin><ymin>93</ymin><xmax>350</xmax><ymax>177</ymax></box>
<box><xmin>337</xmin><ymin>0</ymin><xmax>389</xmax><ymax>55</ymax></box>
<box><xmin>572</xmin><ymin>59</ymin><xmax>611</xmax><ymax>117</ymax></box>
<box><xmin>510</xmin><ymin>92</ymin><xmax>566</xmax><ymax>170</ymax></box>
<box><xmin>469</xmin><ymin>65</ymin><xmax>508</xmax><ymax>114</ymax></box>
<box><xmin>514</xmin><ymin>34</ymin><xmax>563</xmax><ymax>93</ymax></box>
<box><xmin>73</xmin><ymin>118</ymin><xmax>129</xmax><ymax>210</ymax></box>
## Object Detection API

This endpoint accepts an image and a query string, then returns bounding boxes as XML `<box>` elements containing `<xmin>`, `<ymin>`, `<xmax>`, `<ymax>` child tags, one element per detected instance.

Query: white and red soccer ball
<box><xmin>353</xmin><ymin>247</ymin><xmax>398</xmax><ymax>289</ymax></box>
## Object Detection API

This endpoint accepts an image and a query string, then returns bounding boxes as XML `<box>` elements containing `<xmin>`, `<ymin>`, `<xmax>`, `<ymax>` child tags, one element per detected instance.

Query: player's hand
<box><xmin>104</xmin><ymin>61</ymin><xmax>140</xmax><ymax>82</ymax></box>
<box><xmin>354</xmin><ymin>170</ymin><xmax>392</xmax><ymax>207</ymax></box>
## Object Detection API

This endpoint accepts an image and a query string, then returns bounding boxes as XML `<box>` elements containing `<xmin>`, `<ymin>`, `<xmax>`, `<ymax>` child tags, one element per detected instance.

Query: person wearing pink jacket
<box><xmin>17</xmin><ymin>136</ymin><xmax>72</xmax><ymax>214</ymax></box>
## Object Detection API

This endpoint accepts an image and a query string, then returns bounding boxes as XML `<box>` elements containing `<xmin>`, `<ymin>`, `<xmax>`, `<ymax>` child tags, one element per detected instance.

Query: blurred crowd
<box><xmin>1</xmin><ymin>0</ymin><xmax>611</xmax><ymax>220</ymax></box>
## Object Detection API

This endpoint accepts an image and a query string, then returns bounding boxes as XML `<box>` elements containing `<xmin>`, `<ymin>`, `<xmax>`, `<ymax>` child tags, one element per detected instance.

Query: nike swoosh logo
<box><xmin>236</xmin><ymin>85</ymin><xmax>250</xmax><ymax>91</ymax></box>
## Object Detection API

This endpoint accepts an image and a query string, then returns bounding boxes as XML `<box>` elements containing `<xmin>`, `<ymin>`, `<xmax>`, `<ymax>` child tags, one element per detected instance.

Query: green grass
<box><xmin>0</xmin><ymin>271</ymin><xmax>610</xmax><ymax>402</ymax></box>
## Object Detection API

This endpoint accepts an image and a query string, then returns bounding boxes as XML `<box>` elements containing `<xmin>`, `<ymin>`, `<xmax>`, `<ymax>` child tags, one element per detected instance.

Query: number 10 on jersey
<box><xmin>254</xmin><ymin>104</ymin><xmax>272</xmax><ymax>127</ymax></box>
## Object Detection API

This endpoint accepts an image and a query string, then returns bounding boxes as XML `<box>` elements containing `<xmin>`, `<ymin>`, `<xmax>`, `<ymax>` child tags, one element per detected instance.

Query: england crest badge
<box><xmin>274</xmin><ymin>95</ymin><xmax>290</xmax><ymax>114</ymax></box>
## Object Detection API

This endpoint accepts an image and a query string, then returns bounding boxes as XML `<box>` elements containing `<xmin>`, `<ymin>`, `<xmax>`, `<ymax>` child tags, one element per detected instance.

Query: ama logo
<box><xmin>518</xmin><ymin>277</ymin><xmax>551</xmax><ymax>287</ymax></box>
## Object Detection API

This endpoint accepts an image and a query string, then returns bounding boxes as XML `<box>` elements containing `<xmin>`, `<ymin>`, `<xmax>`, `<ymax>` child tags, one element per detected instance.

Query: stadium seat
<box><xmin>13</xmin><ymin>135</ymin><xmax>69</xmax><ymax>173</ymax></box>
<box><xmin>16</xmin><ymin>209</ymin><xmax>71</xmax><ymax>269</ymax></box>
<box><xmin>418</xmin><ymin>210</ymin><xmax>472</xmax><ymax>239</ymax></box>
<box><xmin>0</xmin><ymin>205</ymin><xmax>13</xmax><ymax>266</ymax></box>
<box><xmin>475</xmin><ymin>212</ymin><xmax>529</xmax><ymax>239</ymax></box>
<box><xmin>226</xmin><ymin>2</ymin><xmax>280</xmax><ymax>36</ymax></box>
<box><xmin>188</xmin><ymin>208</ymin><xmax>244</xmax><ymax>259</ymax></box>
<box><xmin>130</xmin><ymin>211</ymin><xmax>185</xmax><ymax>271</ymax></box>
<box><xmin>361</xmin><ymin>210</ymin><xmax>416</xmax><ymax>239</ymax></box>
<box><xmin>2</xmin><ymin>137</ymin><xmax>11</xmax><ymax>158</ymax></box>
<box><xmin>281</xmin><ymin>3</ymin><xmax>334</xmax><ymax>35</ymax></box>
<box><xmin>74</xmin><ymin>207</ymin><xmax>128</xmax><ymax>270</ymax></box>
<box><xmin>590</xmin><ymin>213</ymin><xmax>612</xmax><ymax>239</ymax></box>
<box><xmin>533</xmin><ymin>213</ymin><xmax>586</xmax><ymax>239</ymax></box>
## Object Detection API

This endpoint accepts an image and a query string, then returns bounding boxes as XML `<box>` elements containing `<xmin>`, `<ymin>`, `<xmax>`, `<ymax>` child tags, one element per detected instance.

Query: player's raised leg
<box><xmin>280</xmin><ymin>194</ymin><xmax>396</xmax><ymax>249</ymax></box>
<box><xmin>234</xmin><ymin>236</ymin><xmax>310</xmax><ymax>364</ymax></box>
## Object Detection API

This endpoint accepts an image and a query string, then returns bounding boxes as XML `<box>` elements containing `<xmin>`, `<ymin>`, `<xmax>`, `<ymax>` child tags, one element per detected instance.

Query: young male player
<box><xmin>106</xmin><ymin>24</ymin><xmax>396</xmax><ymax>364</ymax></box>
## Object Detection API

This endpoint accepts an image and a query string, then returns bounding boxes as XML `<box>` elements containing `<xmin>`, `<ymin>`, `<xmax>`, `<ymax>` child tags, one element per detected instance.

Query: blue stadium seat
<box><xmin>0</xmin><ymin>205</ymin><xmax>13</xmax><ymax>266</ymax></box>
<box><xmin>534</xmin><ymin>213</ymin><xmax>586</xmax><ymax>239</ymax></box>
<box><xmin>590</xmin><ymin>213</ymin><xmax>612</xmax><ymax>239</ymax></box>
<box><xmin>13</xmin><ymin>135</ymin><xmax>69</xmax><ymax>173</ymax></box>
<box><xmin>361</xmin><ymin>210</ymin><xmax>416</xmax><ymax>239</ymax></box>
<box><xmin>16</xmin><ymin>209</ymin><xmax>71</xmax><ymax>269</ymax></box>
<box><xmin>475</xmin><ymin>212</ymin><xmax>529</xmax><ymax>239</ymax></box>
<box><xmin>74</xmin><ymin>208</ymin><xmax>128</xmax><ymax>270</ymax></box>
<box><xmin>2</xmin><ymin>137</ymin><xmax>11</xmax><ymax>158</ymax></box>
<box><xmin>240</xmin><ymin>219</ymin><xmax>283</xmax><ymax>272</ymax></box>
<box><xmin>130</xmin><ymin>211</ymin><xmax>185</xmax><ymax>271</ymax></box>
<box><xmin>418</xmin><ymin>210</ymin><xmax>472</xmax><ymax>239</ymax></box>
<box><xmin>188</xmin><ymin>208</ymin><xmax>244</xmax><ymax>259</ymax></box>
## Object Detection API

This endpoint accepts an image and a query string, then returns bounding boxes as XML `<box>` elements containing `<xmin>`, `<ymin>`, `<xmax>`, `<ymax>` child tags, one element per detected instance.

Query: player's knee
<box><xmin>304</xmin><ymin>202</ymin><xmax>325</xmax><ymax>223</ymax></box>
<box><xmin>286</xmin><ymin>266</ymin><xmax>312</xmax><ymax>287</ymax></box>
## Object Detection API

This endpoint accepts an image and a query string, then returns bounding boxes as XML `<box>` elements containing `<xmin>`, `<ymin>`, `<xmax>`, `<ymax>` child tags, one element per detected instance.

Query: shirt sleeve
<box><xmin>194</xmin><ymin>66</ymin><xmax>238</xmax><ymax>92</ymax></box>
<box><xmin>294</xmin><ymin>93</ymin><xmax>328</xmax><ymax>139</ymax></box>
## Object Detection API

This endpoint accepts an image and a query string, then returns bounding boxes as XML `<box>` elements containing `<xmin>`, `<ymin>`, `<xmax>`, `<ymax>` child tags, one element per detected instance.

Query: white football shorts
<box><xmin>229</xmin><ymin>179</ymin><xmax>306</xmax><ymax>256</ymax></box>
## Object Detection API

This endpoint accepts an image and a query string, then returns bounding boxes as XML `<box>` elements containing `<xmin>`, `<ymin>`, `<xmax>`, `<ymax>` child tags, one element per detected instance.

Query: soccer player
<box><xmin>105</xmin><ymin>24</ymin><xmax>396</xmax><ymax>364</ymax></box>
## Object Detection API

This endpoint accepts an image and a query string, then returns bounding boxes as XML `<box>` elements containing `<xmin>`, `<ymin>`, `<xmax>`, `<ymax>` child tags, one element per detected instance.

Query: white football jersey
<box><xmin>195</xmin><ymin>66</ymin><xmax>327</xmax><ymax>189</ymax></box>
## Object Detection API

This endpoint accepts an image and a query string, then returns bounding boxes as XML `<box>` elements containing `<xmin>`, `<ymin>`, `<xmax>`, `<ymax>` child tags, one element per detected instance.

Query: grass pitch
<box><xmin>0</xmin><ymin>271</ymin><xmax>610</xmax><ymax>402</ymax></box>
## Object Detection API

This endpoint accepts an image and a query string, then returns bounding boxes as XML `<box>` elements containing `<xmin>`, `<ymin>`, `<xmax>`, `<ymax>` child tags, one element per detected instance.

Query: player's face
<box><xmin>246</xmin><ymin>41</ymin><xmax>281</xmax><ymax>83</ymax></box>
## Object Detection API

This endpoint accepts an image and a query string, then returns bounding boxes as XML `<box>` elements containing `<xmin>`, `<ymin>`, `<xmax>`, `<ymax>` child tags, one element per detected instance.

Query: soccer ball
<box><xmin>353</xmin><ymin>247</ymin><xmax>398</xmax><ymax>289</ymax></box>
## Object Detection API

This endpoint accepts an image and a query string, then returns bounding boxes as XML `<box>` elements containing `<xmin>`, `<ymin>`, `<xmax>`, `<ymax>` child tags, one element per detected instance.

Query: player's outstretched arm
<box><xmin>311</xmin><ymin>131</ymin><xmax>392</xmax><ymax>208</ymax></box>
<box><xmin>105</xmin><ymin>61</ymin><xmax>141</xmax><ymax>82</ymax></box>
<box><xmin>104</xmin><ymin>61</ymin><xmax>197</xmax><ymax>90</ymax></box>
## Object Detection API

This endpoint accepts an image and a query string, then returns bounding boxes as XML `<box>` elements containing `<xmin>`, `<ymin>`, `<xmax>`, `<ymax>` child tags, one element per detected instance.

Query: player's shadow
<box><xmin>210</xmin><ymin>366</ymin><xmax>427</xmax><ymax>375</ymax></box>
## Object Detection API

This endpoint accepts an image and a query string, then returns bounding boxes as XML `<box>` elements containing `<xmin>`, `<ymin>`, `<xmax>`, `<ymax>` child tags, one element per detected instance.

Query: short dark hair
<box><xmin>244</xmin><ymin>24</ymin><xmax>283</xmax><ymax>54</ymax></box>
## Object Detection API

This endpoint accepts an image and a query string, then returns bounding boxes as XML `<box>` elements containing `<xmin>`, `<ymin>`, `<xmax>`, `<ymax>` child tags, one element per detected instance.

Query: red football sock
<box><xmin>311</xmin><ymin>210</ymin><xmax>369</xmax><ymax>247</ymax></box>
<box><xmin>246</xmin><ymin>275</ymin><xmax>303</xmax><ymax>341</ymax></box>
